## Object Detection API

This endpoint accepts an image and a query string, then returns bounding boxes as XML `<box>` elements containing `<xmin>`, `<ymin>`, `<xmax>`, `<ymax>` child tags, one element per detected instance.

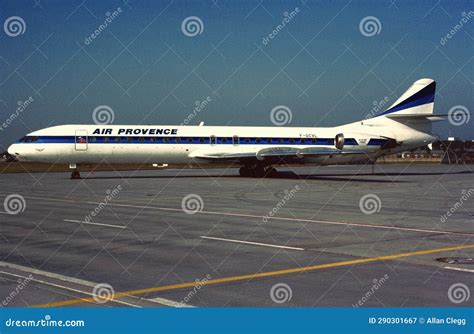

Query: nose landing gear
<box><xmin>71</xmin><ymin>171</ymin><xmax>81</xmax><ymax>179</ymax></box>
<box><xmin>69</xmin><ymin>164</ymin><xmax>81</xmax><ymax>179</ymax></box>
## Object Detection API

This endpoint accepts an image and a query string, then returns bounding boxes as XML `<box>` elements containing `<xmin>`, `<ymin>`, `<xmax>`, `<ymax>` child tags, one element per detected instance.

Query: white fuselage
<box><xmin>7</xmin><ymin>117</ymin><xmax>436</xmax><ymax>166</ymax></box>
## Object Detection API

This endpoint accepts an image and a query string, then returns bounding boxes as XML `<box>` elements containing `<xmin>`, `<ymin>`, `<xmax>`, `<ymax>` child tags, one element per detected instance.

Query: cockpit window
<box><xmin>21</xmin><ymin>136</ymin><xmax>39</xmax><ymax>143</ymax></box>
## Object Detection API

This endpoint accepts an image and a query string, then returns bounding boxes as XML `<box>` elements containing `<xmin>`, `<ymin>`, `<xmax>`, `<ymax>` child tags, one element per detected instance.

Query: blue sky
<box><xmin>0</xmin><ymin>0</ymin><xmax>472</xmax><ymax>150</ymax></box>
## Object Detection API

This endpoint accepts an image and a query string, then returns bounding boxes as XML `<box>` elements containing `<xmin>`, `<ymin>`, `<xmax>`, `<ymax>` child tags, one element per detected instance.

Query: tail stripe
<box><xmin>381</xmin><ymin>81</ymin><xmax>436</xmax><ymax>115</ymax></box>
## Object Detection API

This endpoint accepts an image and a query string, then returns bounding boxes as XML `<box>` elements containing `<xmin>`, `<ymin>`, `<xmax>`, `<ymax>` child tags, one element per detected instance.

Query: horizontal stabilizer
<box><xmin>386</xmin><ymin>114</ymin><xmax>447</xmax><ymax>122</ymax></box>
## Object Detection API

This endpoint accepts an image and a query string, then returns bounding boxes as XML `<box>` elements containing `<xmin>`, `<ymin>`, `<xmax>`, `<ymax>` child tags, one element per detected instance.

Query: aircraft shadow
<box><xmin>74</xmin><ymin>170</ymin><xmax>447</xmax><ymax>183</ymax></box>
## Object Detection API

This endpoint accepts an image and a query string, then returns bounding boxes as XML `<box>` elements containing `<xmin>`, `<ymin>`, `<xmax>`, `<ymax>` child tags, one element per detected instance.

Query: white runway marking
<box><xmin>0</xmin><ymin>261</ymin><xmax>187</xmax><ymax>307</ymax></box>
<box><xmin>201</xmin><ymin>236</ymin><xmax>305</xmax><ymax>251</ymax></box>
<box><xmin>0</xmin><ymin>270</ymin><xmax>139</xmax><ymax>308</ymax></box>
<box><xmin>63</xmin><ymin>219</ymin><xmax>126</xmax><ymax>229</ymax></box>
<box><xmin>444</xmin><ymin>266</ymin><xmax>474</xmax><ymax>273</ymax></box>
<box><xmin>7</xmin><ymin>194</ymin><xmax>474</xmax><ymax>237</ymax></box>
<box><xmin>148</xmin><ymin>297</ymin><xmax>194</xmax><ymax>308</ymax></box>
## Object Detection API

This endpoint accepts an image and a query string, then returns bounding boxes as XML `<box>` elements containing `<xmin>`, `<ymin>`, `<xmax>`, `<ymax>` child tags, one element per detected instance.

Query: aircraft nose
<box><xmin>7</xmin><ymin>144</ymin><xmax>21</xmax><ymax>157</ymax></box>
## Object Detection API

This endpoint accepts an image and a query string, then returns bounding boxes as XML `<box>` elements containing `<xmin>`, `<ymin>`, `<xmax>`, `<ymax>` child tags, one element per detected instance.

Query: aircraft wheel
<box><xmin>266</xmin><ymin>167</ymin><xmax>278</xmax><ymax>177</ymax></box>
<box><xmin>71</xmin><ymin>171</ymin><xmax>81</xmax><ymax>179</ymax></box>
<box><xmin>239</xmin><ymin>167</ymin><xmax>251</xmax><ymax>177</ymax></box>
<box><xmin>251</xmin><ymin>166</ymin><xmax>266</xmax><ymax>178</ymax></box>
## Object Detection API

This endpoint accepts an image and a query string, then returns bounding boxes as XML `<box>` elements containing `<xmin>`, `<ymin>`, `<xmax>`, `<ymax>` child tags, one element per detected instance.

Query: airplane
<box><xmin>7</xmin><ymin>78</ymin><xmax>445</xmax><ymax>179</ymax></box>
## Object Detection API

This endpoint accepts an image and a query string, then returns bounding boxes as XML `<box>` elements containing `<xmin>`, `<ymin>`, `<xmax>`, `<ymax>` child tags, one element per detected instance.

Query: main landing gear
<box><xmin>239</xmin><ymin>166</ymin><xmax>278</xmax><ymax>178</ymax></box>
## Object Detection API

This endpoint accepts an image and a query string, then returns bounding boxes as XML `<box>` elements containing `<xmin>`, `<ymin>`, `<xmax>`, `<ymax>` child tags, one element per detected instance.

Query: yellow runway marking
<box><xmin>36</xmin><ymin>244</ymin><xmax>474</xmax><ymax>308</ymax></box>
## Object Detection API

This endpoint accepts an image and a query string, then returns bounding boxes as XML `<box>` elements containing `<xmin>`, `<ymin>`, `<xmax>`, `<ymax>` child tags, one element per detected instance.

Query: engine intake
<box><xmin>335</xmin><ymin>133</ymin><xmax>345</xmax><ymax>150</ymax></box>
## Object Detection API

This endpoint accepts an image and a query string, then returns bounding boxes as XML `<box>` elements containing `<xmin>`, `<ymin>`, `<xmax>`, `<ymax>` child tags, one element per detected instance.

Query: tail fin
<box><xmin>381</xmin><ymin>78</ymin><xmax>435</xmax><ymax>117</ymax></box>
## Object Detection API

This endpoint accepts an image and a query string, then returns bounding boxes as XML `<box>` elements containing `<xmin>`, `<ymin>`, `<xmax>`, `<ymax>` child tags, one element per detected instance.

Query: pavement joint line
<box><xmin>444</xmin><ymin>266</ymin><xmax>474</xmax><ymax>273</ymax></box>
<box><xmin>5</xmin><ymin>194</ymin><xmax>473</xmax><ymax>237</ymax></box>
<box><xmin>63</xmin><ymin>219</ymin><xmax>126</xmax><ymax>229</ymax></box>
<box><xmin>201</xmin><ymin>236</ymin><xmax>305</xmax><ymax>251</ymax></box>
<box><xmin>35</xmin><ymin>243</ymin><xmax>474</xmax><ymax>308</ymax></box>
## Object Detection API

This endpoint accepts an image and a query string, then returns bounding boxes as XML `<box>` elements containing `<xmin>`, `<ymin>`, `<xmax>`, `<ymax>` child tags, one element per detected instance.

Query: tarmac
<box><xmin>0</xmin><ymin>164</ymin><xmax>473</xmax><ymax>307</ymax></box>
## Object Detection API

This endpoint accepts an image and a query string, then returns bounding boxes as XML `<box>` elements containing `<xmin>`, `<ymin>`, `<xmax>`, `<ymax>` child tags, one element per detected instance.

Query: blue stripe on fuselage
<box><xmin>17</xmin><ymin>136</ymin><xmax>366</xmax><ymax>146</ymax></box>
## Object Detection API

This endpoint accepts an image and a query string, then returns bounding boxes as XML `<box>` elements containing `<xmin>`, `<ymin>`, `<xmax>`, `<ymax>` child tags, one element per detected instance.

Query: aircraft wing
<box><xmin>190</xmin><ymin>147</ymin><xmax>367</xmax><ymax>161</ymax></box>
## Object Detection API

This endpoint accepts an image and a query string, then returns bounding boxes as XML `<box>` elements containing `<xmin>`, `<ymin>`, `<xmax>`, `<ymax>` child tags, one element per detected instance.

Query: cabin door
<box><xmin>75</xmin><ymin>130</ymin><xmax>88</xmax><ymax>151</ymax></box>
